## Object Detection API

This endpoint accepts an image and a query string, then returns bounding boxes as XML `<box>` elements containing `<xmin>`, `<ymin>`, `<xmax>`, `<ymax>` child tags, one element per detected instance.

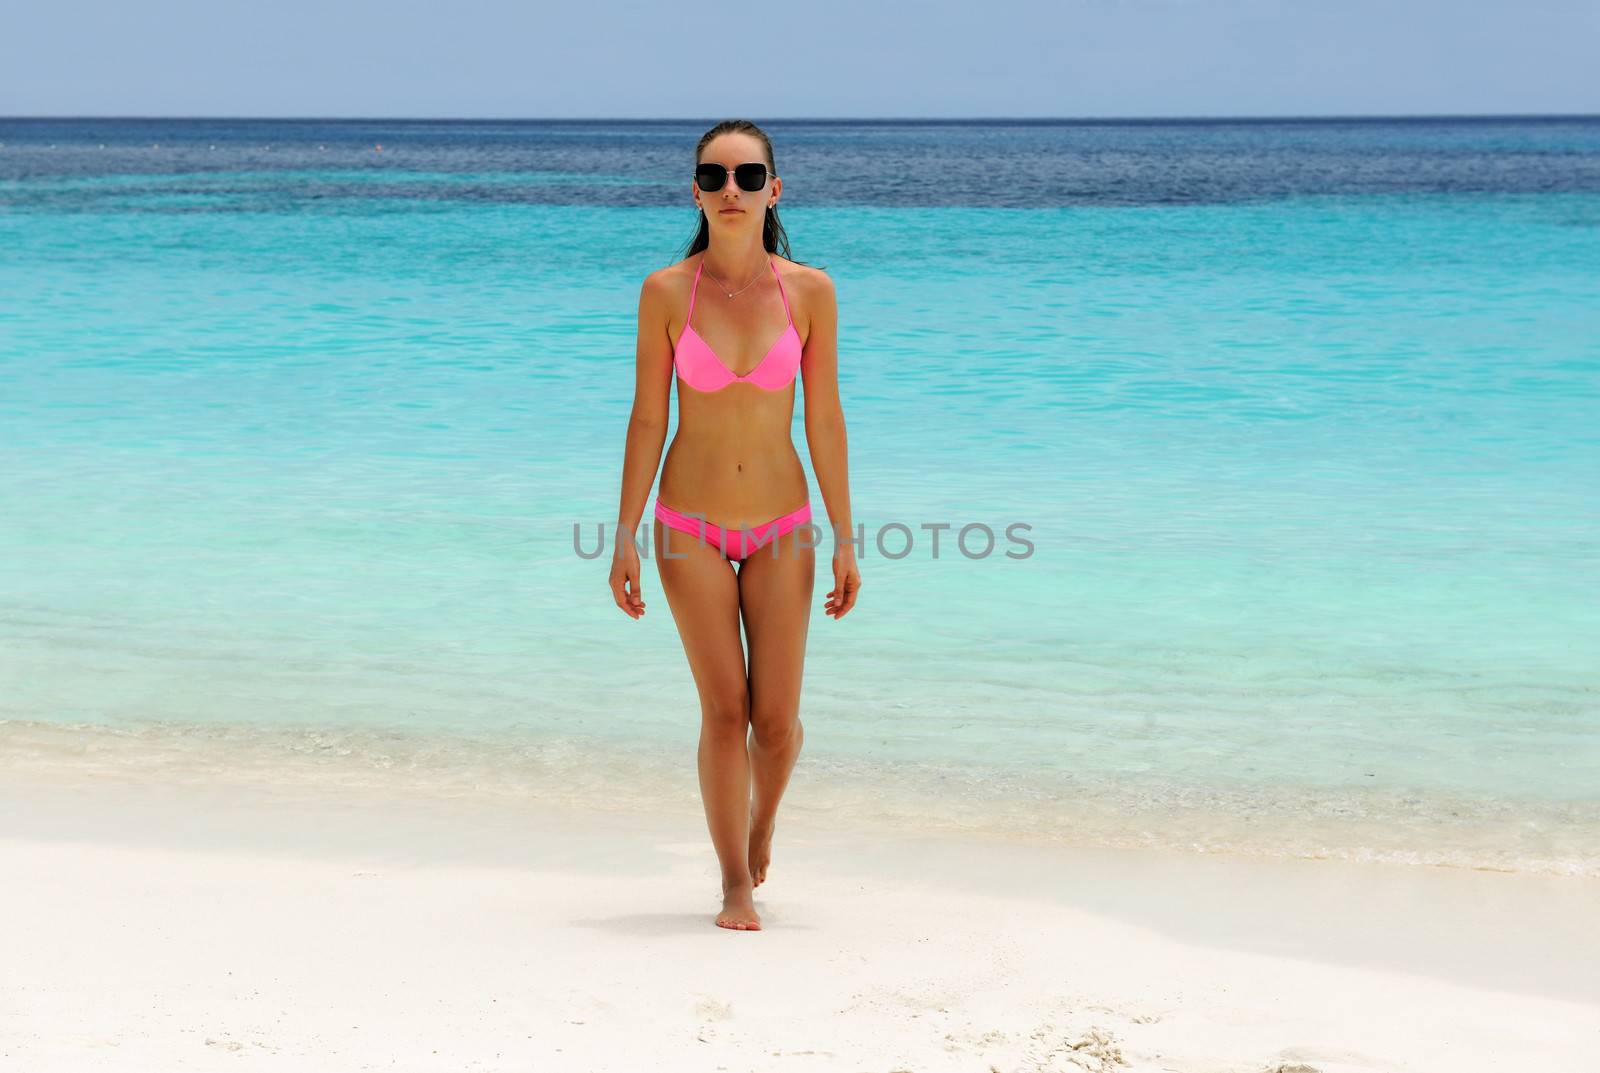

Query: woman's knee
<box><xmin>750</xmin><ymin>709</ymin><xmax>802</xmax><ymax>748</ymax></box>
<box><xmin>699</xmin><ymin>689</ymin><xmax>751</xmax><ymax>735</ymax></box>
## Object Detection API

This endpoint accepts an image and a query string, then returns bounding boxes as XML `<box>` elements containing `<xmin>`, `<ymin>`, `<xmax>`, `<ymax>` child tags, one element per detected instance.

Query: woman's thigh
<box><xmin>736</xmin><ymin>526</ymin><xmax>816</xmax><ymax>730</ymax></box>
<box><xmin>654</xmin><ymin>519</ymin><xmax>748</xmax><ymax>716</ymax></box>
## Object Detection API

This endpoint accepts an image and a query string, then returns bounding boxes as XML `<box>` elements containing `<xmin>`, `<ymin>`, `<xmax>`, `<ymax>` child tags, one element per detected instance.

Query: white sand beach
<box><xmin>1</xmin><ymin>770</ymin><xmax>1596</xmax><ymax>1073</ymax></box>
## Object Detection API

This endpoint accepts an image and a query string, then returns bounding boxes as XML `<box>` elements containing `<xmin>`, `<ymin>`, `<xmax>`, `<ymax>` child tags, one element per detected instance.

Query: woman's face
<box><xmin>694</xmin><ymin>132</ymin><xmax>779</xmax><ymax>229</ymax></box>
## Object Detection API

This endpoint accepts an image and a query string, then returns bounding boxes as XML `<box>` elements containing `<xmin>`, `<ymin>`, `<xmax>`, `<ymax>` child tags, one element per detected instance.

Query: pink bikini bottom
<box><xmin>654</xmin><ymin>498</ymin><xmax>813</xmax><ymax>562</ymax></box>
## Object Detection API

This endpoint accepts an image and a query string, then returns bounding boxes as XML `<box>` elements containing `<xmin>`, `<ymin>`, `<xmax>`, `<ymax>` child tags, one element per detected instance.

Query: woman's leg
<box><xmin>735</xmin><ymin>523</ymin><xmax>817</xmax><ymax>888</ymax></box>
<box><xmin>653</xmin><ymin>518</ymin><xmax>762</xmax><ymax>930</ymax></box>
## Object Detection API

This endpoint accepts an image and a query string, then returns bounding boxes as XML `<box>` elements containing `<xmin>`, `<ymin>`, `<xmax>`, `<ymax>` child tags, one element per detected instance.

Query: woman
<box><xmin>610</xmin><ymin>119</ymin><xmax>861</xmax><ymax>932</ymax></box>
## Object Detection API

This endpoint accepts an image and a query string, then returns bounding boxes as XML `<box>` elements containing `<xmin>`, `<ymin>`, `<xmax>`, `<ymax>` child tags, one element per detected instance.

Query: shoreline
<box><xmin>2</xmin><ymin>769</ymin><xmax>1596</xmax><ymax>1071</ymax></box>
<box><xmin>6</xmin><ymin>717</ymin><xmax>1596</xmax><ymax>881</ymax></box>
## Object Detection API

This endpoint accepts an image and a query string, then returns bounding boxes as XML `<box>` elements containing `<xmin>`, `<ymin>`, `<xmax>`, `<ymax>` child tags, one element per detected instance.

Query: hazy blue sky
<box><xmin>3</xmin><ymin>0</ymin><xmax>1596</xmax><ymax>118</ymax></box>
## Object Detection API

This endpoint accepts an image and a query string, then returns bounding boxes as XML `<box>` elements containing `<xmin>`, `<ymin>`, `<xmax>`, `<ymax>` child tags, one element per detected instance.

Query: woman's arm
<box><xmin>800</xmin><ymin>270</ymin><xmax>861</xmax><ymax>618</ymax></box>
<box><xmin>610</xmin><ymin>273</ymin><xmax>674</xmax><ymax>618</ymax></box>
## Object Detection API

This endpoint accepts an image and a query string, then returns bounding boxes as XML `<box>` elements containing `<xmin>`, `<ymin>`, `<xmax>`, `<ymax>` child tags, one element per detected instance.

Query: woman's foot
<box><xmin>716</xmin><ymin>881</ymin><xmax>761</xmax><ymax>930</ymax></box>
<box><xmin>748</xmin><ymin>820</ymin><xmax>774</xmax><ymax>888</ymax></box>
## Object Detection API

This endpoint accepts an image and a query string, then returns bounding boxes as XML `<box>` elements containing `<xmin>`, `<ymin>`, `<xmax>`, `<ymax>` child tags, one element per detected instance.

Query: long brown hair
<box><xmin>680</xmin><ymin>119</ymin><xmax>813</xmax><ymax>266</ymax></box>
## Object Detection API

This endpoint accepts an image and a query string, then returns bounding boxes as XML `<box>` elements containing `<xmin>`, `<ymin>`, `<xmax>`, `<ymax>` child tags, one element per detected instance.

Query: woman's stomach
<box><xmin>657</xmin><ymin>436</ymin><xmax>809</xmax><ymax>529</ymax></box>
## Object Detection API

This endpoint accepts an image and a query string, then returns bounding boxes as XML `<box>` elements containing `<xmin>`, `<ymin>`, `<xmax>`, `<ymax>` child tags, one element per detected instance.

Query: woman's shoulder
<box><xmin>638</xmin><ymin>259</ymin><xmax>698</xmax><ymax>316</ymax></box>
<box><xmin>773</xmin><ymin>256</ymin><xmax>835</xmax><ymax>303</ymax></box>
<box><xmin>643</xmin><ymin>257</ymin><xmax>698</xmax><ymax>289</ymax></box>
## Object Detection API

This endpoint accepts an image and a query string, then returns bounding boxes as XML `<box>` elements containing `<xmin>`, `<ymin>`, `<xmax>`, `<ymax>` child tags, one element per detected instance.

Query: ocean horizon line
<box><xmin>4</xmin><ymin>111</ymin><xmax>1600</xmax><ymax>126</ymax></box>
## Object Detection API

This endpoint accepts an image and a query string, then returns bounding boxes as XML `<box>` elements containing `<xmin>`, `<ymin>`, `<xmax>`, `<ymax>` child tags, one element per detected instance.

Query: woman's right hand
<box><xmin>610</xmin><ymin>539</ymin><xmax>646</xmax><ymax>619</ymax></box>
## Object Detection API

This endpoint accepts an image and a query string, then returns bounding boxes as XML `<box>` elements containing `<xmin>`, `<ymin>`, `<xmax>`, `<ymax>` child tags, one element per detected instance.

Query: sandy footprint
<box><xmin>1266</xmin><ymin>1044</ymin><xmax>1392</xmax><ymax>1072</ymax></box>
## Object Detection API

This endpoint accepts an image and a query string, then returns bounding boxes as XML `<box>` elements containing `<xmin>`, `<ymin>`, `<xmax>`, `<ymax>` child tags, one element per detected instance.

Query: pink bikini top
<box><xmin>673</xmin><ymin>257</ymin><xmax>802</xmax><ymax>392</ymax></box>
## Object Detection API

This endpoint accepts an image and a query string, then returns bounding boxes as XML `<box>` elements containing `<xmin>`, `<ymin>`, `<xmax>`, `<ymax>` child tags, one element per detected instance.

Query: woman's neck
<box><xmin>701</xmin><ymin>239</ymin><xmax>769</xmax><ymax>287</ymax></box>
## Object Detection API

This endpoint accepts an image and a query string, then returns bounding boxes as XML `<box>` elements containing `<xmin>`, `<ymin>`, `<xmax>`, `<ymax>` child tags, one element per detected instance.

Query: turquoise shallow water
<box><xmin>2</xmin><ymin>120</ymin><xmax>1598</xmax><ymax>875</ymax></box>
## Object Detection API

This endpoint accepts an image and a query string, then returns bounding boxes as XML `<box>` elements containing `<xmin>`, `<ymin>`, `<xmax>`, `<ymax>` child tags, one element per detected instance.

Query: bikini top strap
<box><xmin>769</xmin><ymin>257</ymin><xmax>793</xmax><ymax>326</ymax></box>
<box><xmin>687</xmin><ymin>260</ymin><xmax>703</xmax><ymax>320</ymax></box>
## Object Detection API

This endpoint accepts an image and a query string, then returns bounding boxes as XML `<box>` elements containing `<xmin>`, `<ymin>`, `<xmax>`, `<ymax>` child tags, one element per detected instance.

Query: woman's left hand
<box><xmin>825</xmin><ymin>548</ymin><xmax>861</xmax><ymax>619</ymax></box>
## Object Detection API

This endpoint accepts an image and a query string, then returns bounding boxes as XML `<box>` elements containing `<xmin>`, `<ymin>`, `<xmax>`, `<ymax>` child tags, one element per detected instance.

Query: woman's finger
<box><xmin>838</xmin><ymin>573</ymin><xmax>860</xmax><ymax>616</ymax></box>
<box><xmin>611</xmin><ymin>567</ymin><xmax>645</xmax><ymax>617</ymax></box>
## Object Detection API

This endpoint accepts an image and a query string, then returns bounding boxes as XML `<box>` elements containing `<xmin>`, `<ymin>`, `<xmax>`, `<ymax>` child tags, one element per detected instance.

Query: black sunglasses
<box><xmin>694</xmin><ymin>162</ymin><xmax>771</xmax><ymax>193</ymax></box>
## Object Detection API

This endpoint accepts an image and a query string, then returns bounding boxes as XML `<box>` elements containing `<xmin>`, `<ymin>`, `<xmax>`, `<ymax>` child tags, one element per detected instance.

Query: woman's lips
<box><xmin>719</xmin><ymin>208</ymin><xmax>743</xmax><ymax>214</ymax></box>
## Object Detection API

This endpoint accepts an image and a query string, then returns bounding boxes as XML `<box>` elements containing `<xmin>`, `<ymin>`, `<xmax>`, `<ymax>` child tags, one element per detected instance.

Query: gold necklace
<box><xmin>701</xmin><ymin>255</ymin><xmax>768</xmax><ymax>299</ymax></box>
